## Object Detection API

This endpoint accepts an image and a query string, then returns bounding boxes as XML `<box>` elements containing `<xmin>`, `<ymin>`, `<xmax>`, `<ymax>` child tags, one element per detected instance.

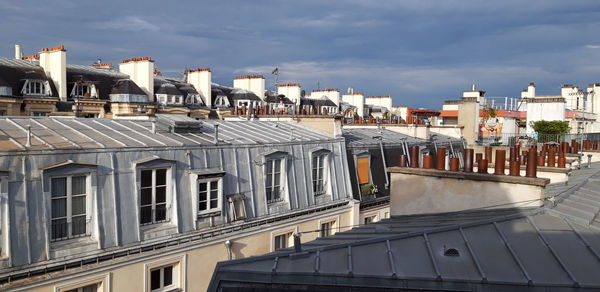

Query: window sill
<box><xmin>50</xmin><ymin>236</ymin><xmax>97</xmax><ymax>259</ymax></box>
<box><xmin>141</xmin><ymin>222</ymin><xmax>177</xmax><ymax>242</ymax></box>
<box><xmin>198</xmin><ymin>210</ymin><xmax>221</xmax><ymax>219</ymax></box>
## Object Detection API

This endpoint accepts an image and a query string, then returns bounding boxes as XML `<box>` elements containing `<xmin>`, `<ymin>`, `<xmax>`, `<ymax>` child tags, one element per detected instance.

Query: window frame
<box><xmin>135</xmin><ymin>157</ymin><xmax>176</xmax><ymax>229</ymax></box>
<box><xmin>317</xmin><ymin>215</ymin><xmax>339</xmax><ymax>238</ymax></box>
<box><xmin>310</xmin><ymin>149</ymin><xmax>332</xmax><ymax>197</ymax></box>
<box><xmin>139</xmin><ymin>168</ymin><xmax>170</xmax><ymax>226</ymax></box>
<box><xmin>196</xmin><ymin>177</ymin><xmax>223</xmax><ymax>216</ymax></box>
<box><xmin>270</xmin><ymin>226</ymin><xmax>297</xmax><ymax>252</ymax></box>
<box><xmin>189</xmin><ymin>169</ymin><xmax>226</xmax><ymax>223</ymax></box>
<box><xmin>353</xmin><ymin>152</ymin><xmax>372</xmax><ymax>195</ymax></box>
<box><xmin>22</xmin><ymin>79</ymin><xmax>51</xmax><ymax>96</ymax></box>
<box><xmin>144</xmin><ymin>255</ymin><xmax>186</xmax><ymax>292</ymax></box>
<box><xmin>49</xmin><ymin>174</ymin><xmax>90</xmax><ymax>242</ymax></box>
<box><xmin>54</xmin><ymin>273</ymin><xmax>111</xmax><ymax>292</ymax></box>
<box><xmin>265</xmin><ymin>157</ymin><xmax>284</xmax><ymax>204</ymax></box>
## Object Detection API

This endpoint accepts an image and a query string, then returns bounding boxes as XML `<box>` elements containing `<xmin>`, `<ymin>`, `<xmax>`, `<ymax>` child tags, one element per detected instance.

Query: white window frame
<box><xmin>144</xmin><ymin>255</ymin><xmax>186</xmax><ymax>292</ymax></box>
<box><xmin>318</xmin><ymin>215</ymin><xmax>339</xmax><ymax>238</ymax></box>
<box><xmin>270</xmin><ymin>226</ymin><xmax>297</xmax><ymax>252</ymax></box>
<box><xmin>311</xmin><ymin>153</ymin><xmax>328</xmax><ymax>196</ymax></box>
<box><xmin>139</xmin><ymin>168</ymin><xmax>170</xmax><ymax>226</ymax></box>
<box><xmin>265</xmin><ymin>157</ymin><xmax>284</xmax><ymax>204</ymax></box>
<box><xmin>70</xmin><ymin>82</ymin><xmax>97</xmax><ymax>98</ymax></box>
<box><xmin>22</xmin><ymin>79</ymin><xmax>51</xmax><ymax>96</ymax></box>
<box><xmin>54</xmin><ymin>273</ymin><xmax>111</xmax><ymax>292</ymax></box>
<box><xmin>50</xmin><ymin>175</ymin><xmax>91</xmax><ymax>242</ymax></box>
<box><xmin>197</xmin><ymin>177</ymin><xmax>222</xmax><ymax>215</ymax></box>
<box><xmin>214</xmin><ymin>95</ymin><xmax>230</xmax><ymax>107</ymax></box>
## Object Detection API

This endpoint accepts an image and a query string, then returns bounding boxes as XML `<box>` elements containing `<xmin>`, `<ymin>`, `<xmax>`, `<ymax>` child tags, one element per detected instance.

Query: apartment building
<box><xmin>0</xmin><ymin>115</ymin><xmax>357</xmax><ymax>291</ymax></box>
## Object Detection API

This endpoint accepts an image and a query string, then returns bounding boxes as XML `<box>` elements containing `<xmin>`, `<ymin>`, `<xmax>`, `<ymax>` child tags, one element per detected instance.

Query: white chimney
<box><xmin>186</xmin><ymin>68</ymin><xmax>212</xmax><ymax>107</ymax></box>
<box><xmin>341</xmin><ymin>91</ymin><xmax>364</xmax><ymax>117</ymax></box>
<box><xmin>277</xmin><ymin>83</ymin><xmax>301</xmax><ymax>105</ymax></box>
<box><xmin>233</xmin><ymin>75</ymin><xmax>265</xmax><ymax>101</ymax></box>
<box><xmin>119</xmin><ymin>57</ymin><xmax>155</xmax><ymax>100</ymax></box>
<box><xmin>14</xmin><ymin>44</ymin><xmax>23</xmax><ymax>59</ymax></box>
<box><xmin>39</xmin><ymin>45</ymin><xmax>67</xmax><ymax>100</ymax></box>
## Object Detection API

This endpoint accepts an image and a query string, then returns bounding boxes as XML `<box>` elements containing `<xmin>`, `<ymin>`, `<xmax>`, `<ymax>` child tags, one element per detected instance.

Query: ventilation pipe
<box><xmin>213</xmin><ymin>124</ymin><xmax>219</xmax><ymax>144</ymax></box>
<box><xmin>14</xmin><ymin>44</ymin><xmax>22</xmax><ymax>59</ymax></box>
<box><xmin>151</xmin><ymin>120</ymin><xmax>156</xmax><ymax>134</ymax></box>
<box><xmin>224</xmin><ymin>240</ymin><xmax>233</xmax><ymax>260</ymax></box>
<box><xmin>26</xmin><ymin>125</ymin><xmax>32</xmax><ymax>147</ymax></box>
<box><xmin>293</xmin><ymin>233</ymin><xmax>302</xmax><ymax>253</ymax></box>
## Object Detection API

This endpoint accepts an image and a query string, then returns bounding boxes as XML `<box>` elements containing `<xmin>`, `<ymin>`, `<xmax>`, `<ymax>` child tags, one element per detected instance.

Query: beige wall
<box><xmin>389</xmin><ymin>170</ymin><xmax>547</xmax><ymax>216</ymax></box>
<box><xmin>11</xmin><ymin>204</ymin><xmax>358</xmax><ymax>292</ymax></box>
<box><xmin>458</xmin><ymin>100</ymin><xmax>479</xmax><ymax>146</ymax></box>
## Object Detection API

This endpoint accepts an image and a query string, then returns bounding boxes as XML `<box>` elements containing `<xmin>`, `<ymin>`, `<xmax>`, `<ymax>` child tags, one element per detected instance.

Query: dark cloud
<box><xmin>1</xmin><ymin>0</ymin><xmax>600</xmax><ymax>108</ymax></box>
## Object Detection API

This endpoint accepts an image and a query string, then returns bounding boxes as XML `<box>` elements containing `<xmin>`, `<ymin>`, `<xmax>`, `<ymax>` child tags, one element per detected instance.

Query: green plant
<box><xmin>360</xmin><ymin>184</ymin><xmax>378</xmax><ymax>197</ymax></box>
<box><xmin>530</xmin><ymin>120</ymin><xmax>570</xmax><ymax>134</ymax></box>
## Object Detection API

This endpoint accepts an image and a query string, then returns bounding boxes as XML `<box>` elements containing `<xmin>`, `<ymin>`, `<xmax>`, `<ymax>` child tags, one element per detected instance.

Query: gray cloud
<box><xmin>1</xmin><ymin>0</ymin><xmax>600</xmax><ymax>108</ymax></box>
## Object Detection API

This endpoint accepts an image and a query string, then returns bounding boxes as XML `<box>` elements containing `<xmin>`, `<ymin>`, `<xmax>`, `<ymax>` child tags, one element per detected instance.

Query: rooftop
<box><xmin>209</xmin><ymin>164</ymin><xmax>600</xmax><ymax>291</ymax></box>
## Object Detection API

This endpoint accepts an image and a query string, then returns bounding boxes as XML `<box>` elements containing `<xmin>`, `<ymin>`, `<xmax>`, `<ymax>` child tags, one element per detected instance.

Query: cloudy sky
<box><xmin>1</xmin><ymin>0</ymin><xmax>599</xmax><ymax>108</ymax></box>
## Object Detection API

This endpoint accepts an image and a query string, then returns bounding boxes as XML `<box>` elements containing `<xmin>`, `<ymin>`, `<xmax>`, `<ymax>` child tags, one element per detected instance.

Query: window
<box><xmin>71</xmin><ymin>83</ymin><xmax>95</xmax><ymax>98</ymax></box>
<box><xmin>0</xmin><ymin>110</ymin><xmax>5</xmax><ymax>116</ymax></box>
<box><xmin>174</xmin><ymin>96</ymin><xmax>181</xmax><ymax>104</ymax></box>
<box><xmin>198</xmin><ymin>179</ymin><xmax>220</xmax><ymax>215</ymax></box>
<box><xmin>265</xmin><ymin>158</ymin><xmax>283</xmax><ymax>203</ymax></box>
<box><xmin>274</xmin><ymin>232</ymin><xmax>292</xmax><ymax>251</ymax></box>
<box><xmin>140</xmin><ymin>169</ymin><xmax>168</xmax><ymax>225</ymax></box>
<box><xmin>51</xmin><ymin>176</ymin><xmax>88</xmax><ymax>241</ymax></box>
<box><xmin>167</xmin><ymin>96</ymin><xmax>173</xmax><ymax>104</ymax></box>
<box><xmin>357</xmin><ymin>156</ymin><xmax>370</xmax><ymax>185</ymax></box>
<box><xmin>65</xmin><ymin>283</ymin><xmax>98</xmax><ymax>292</ymax></box>
<box><xmin>150</xmin><ymin>264</ymin><xmax>174</xmax><ymax>291</ymax></box>
<box><xmin>23</xmin><ymin>80</ymin><xmax>45</xmax><ymax>95</ymax></box>
<box><xmin>31</xmin><ymin>112</ymin><xmax>47</xmax><ymax>116</ymax></box>
<box><xmin>215</xmin><ymin>95</ymin><xmax>230</xmax><ymax>107</ymax></box>
<box><xmin>364</xmin><ymin>215</ymin><xmax>377</xmax><ymax>225</ymax></box>
<box><xmin>312</xmin><ymin>154</ymin><xmax>327</xmax><ymax>195</ymax></box>
<box><xmin>320</xmin><ymin>220</ymin><xmax>336</xmax><ymax>237</ymax></box>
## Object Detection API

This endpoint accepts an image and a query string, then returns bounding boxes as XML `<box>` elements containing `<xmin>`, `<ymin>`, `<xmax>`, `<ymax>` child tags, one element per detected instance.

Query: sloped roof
<box><xmin>110</xmin><ymin>79</ymin><xmax>147</xmax><ymax>95</ymax></box>
<box><xmin>156</xmin><ymin>83</ymin><xmax>183</xmax><ymax>96</ymax></box>
<box><xmin>67</xmin><ymin>64</ymin><xmax>128</xmax><ymax>100</ymax></box>
<box><xmin>343</xmin><ymin>127</ymin><xmax>426</xmax><ymax>147</ymax></box>
<box><xmin>265</xmin><ymin>93</ymin><xmax>294</xmax><ymax>104</ymax></box>
<box><xmin>209</xmin><ymin>165</ymin><xmax>600</xmax><ymax>291</ymax></box>
<box><xmin>0</xmin><ymin>117</ymin><xmax>336</xmax><ymax>152</ymax></box>
<box><xmin>0</xmin><ymin>58</ymin><xmax>58</xmax><ymax>98</ymax></box>
<box><xmin>301</xmin><ymin>97</ymin><xmax>337</xmax><ymax>107</ymax></box>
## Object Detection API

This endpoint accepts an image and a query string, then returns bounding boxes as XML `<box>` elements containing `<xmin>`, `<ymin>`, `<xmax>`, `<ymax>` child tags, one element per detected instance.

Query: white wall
<box><xmin>365</xmin><ymin>96</ymin><xmax>392</xmax><ymax>110</ymax></box>
<box><xmin>234</xmin><ymin>76</ymin><xmax>265</xmax><ymax>101</ymax></box>
<box><xmin>187</xmin><ymin>69</ymin><xmax>212</xmax><ymax>107</ymax></box>
<box><xmin>39</xmin><ymin>46</ymin><xmax>67</xmax><ymax>100</ymax></box>
<box><xmin>311</xmin><ymin>90</ymin><xmax>341</xmax><ymax>106</ymax></box>
<box><xmin>342</xmin><ymin>93</ymin><xmax>364</xmax><ymax>117</ymax></box>
<box><xmin>526</xmin><ymin>101</ymin><xmax>565</xmax><ymax>134</ymax></box>
<box><xmin>561</xmin><ymin>85</ymin><xmax>583</xmax><ymax>111</ymax></box>
<box><xmin>119</xmin><ymin>58</ymin><xmax>155</xmax><ymax>100</ymax></box>
<box><xmin>277</xmin><ymin>84</ymin><xmax>301</xmax><ymax>105</ymax></box>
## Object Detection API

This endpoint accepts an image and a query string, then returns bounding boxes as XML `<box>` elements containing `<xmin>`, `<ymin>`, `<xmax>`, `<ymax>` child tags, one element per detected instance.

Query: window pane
<box><xmin>199</xmin><ymin>201</ymin><xmax>207</xmax><ymax>211</ymax></box>
<box><xmin>150</xmin><ymin>268</ymin><xmax>161</xmax><ymax>290</ymax></box>
<box><xmin>51</xmin><ymin>218</ymin><xmax>67</xmax><ymax>240</ymax></box>
<box><xmin>266</xmin><ymin>160</ymin><xmax>273</xmax><ymax>174</ymax></box>
<box><xmin>266</xmin><ymin>189</ymin><xmax>272</xmax><ymax>201</ymax></box>
<box><xmin>210</xmin><ymin>188</ymin><xmax>218</xmax><ymax>200</ymax></box>
<box><xmin>357</xmin><ymin>157</ymin><xmax>370</xmax><ymax>184</ymax></box>
<box><xmin>156</xmin><ymin>169</ymin><xmax>167</xmax><ymax>186</ymax></box>
<box><xmin>274</xmin><ymin>159</ymin><xmax>281</xmax><ymax>172</ymax></box>
<box><xmin>81</xmin><ymin>283</ymin><xmax>98</xmax><ymax>292</ymax></box>
<box><xmin>163</xmin><ymin>265</ymin><xmax>173</xmax><ymax>286</ymax></box>
<box><xmin>210</xmin><ymin>198</ymin><xmax>218</xmax><ymax>209</ymax></box>
<box><xmin>141</xmin><ymin>170</ymin><xmax>152</xmax><ymax>187</ymax></box>
<box><xmin>140</xmin><ymin>206</ymin><xmax>152</xmax><ymax>224</ymax></box>
<box><xmin>72</xmin><ymin>176</ymin><xmax>86</xmax><ymax>195</ymax></box>
<box><xmin>52</xmin><ymin>198</ymin><xmax>67</xmax><ymax>218</ymax></box>
<box><xmin>155</xmin><ymin>204</ymin><xmax>167</xmax><ymax>221</ymax></box>
<box><xmin>210</xmin><ymin>181</ymin><xmax>218</xmax><ymax>192</ymax></box>
<box><xmin>72</xmin><ymin>215</ymin><xmax>87</xmax><ymax>236</ymax></box>
<box><xmin>273</xmin><ymin>173</ymin><xmax>280</xmax><ymax>186</ymax></box>
<box><xmin>72</xmin><ymin>195</ymin><xmax>86</xmax><ymax>216</ymax></box>
<box><xmin>52</xmin><ymin>177</ymin><xmax>67</xmax><ymax>198</ymax></box>
<box><xmin>199</xmin><ymin>182</ymin><xmax>207</xmax><ymax>193</ymax></box>
<box><xmin>141</xmin><ymin>187</ymin><xmax>152</xmax><ymax>205</ymax></box>
<box><xmin>155</xmin><ymin>186</ymin><xmax>166</xmax><ymax>203</ymax></box>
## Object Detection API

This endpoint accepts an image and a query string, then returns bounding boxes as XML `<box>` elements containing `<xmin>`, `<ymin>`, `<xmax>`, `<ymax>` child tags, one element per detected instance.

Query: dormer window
<box><xmin>214</xmin><ymin>95</ymin><xmax>230</xmax><ymax>107</ymax></box>
<box><xmin>71</xmin><ymin>82</ymin><xmax>97</xmax><ymax>98</ymax></box>
<box><xmin>22</xmin><ymin>80</ymin><xmax>51</xmax><ymax>96</ymax></box>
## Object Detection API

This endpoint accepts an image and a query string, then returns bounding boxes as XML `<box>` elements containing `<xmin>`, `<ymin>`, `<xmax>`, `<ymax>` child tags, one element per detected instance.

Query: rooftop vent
<box><xmin>155</xmin><ymin>114</ymin><xmax>203</xmax><ymax>134</ymax></box>
<box><xmin>443</xmin><ymin>247</ymin><xmax>460</xmax><ymax>257</ymax></box>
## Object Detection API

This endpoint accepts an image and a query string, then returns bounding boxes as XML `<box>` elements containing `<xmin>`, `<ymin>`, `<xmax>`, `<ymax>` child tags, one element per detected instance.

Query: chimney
<box><xmin>187</xmin><ymin>68</ymin><xmax>212</xmax><ymax>107</ymax></box>
<box><xmin>39</xmin><ymin>45</ymin><xmax>67</xmax><ymax>100</ymax></box>
<box><xmin>233</xmin><ymin>75</ymin><xmax>265</xmax><ymax>101</ymax></box>
<box><xmin>14</xmin><ymin>44</ymin><xmax>23</xmax><ymax>59</ymax></box>
<box><xmin>119</xmin><ymin>57</ymin><xmax>155</xmax><ymax>100</ymax></box>
<box><xmin>277</xmin><ymin>83</ymin><xmax>301</xmax><ymax>106</ymax></box>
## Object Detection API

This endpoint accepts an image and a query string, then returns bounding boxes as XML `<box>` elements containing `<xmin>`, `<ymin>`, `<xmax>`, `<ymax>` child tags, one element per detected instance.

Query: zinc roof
<box><xmin>210</xmin><ymin>164</ymin><xmax>600</xmax><ymax>291</ymax></box>
<box><xmin>0</xmin><ymin>117</ymin><xmax>335</xmax><ymax>152</ymax></box>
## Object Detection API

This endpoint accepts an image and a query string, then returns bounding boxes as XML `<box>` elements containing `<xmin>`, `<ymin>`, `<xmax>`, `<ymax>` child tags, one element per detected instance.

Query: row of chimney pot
<box><xmin>400</xmin><ymin>146</ymin><xmax>540</xmax><ymax>178</ymax></box>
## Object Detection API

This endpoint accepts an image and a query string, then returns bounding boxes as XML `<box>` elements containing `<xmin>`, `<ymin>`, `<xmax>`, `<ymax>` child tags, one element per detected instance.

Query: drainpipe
<box><xmin>224</xmin><ymin>240</ymin><xmax>233</xmax><ymax>260</ymax></box>
<box><xmin>213</xmin><ymin>124</ymin><xmax>219</xmax><ymax>144</ymax></box>
<box><xmin>377</xmin><ymin>137</ymin><xmax>389</xmax><ymax>189</ymax></box>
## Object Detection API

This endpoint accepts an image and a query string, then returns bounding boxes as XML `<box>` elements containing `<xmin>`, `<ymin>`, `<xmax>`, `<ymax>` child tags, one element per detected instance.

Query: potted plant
<box><xmin>360</xmin><ymin>184</ymin><xmax>378</xmax><ymax>200</ymax></box>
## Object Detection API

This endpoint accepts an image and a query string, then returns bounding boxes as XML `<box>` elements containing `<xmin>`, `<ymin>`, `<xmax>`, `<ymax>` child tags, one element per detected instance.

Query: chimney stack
<box><xmin>277</xmin><ymin>83</ymin><xmax>301</xmax><ymax>106</ymax></box>
<box><xmin>233</xmin><ymin>75</ymin><xmax>265</xmax><ymax>101</ymax></box>
<box><xmin>14</xmin><ymin>44</ymin><xmax>23</xmax><ymax>60</ymax></box>
<box><xmin>39</xmin><ymin>45</ymin><xmax>67</xmax><ymax>100</ymax></box>
<box><xmin>119</xmin><ymin>57</ymin><xmax>155</xmax><ymax>100</ymax></box>
<box><xmin>187</xmin><ymin>68</ymin><xmax>212</xmax><ymax>108</ymax></box>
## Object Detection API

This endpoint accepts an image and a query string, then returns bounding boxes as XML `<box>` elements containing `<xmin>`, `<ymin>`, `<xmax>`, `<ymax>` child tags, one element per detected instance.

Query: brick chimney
<box><xmin>39</xmin><ymin>45</ymin><xmax>67</xmax><ymax>100</ymax></box>
<box><xmin>187</xmin><ymin>68</ymin><xmax>212</xmax><ymax>107</ymax></box>
<box><xmin>233</xmin><ymin>75</ymin><xmax>265</xmax><ymax>100</ymax></box>
<box><xmin>119</xmin><ymin>57</ymin><xmax>155</xmax><ymax>100</ymax></box>
<box><xmin>277</xmin><ymin>83</ymin><xmax>301</xmax><ymax>105</ymax></box>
